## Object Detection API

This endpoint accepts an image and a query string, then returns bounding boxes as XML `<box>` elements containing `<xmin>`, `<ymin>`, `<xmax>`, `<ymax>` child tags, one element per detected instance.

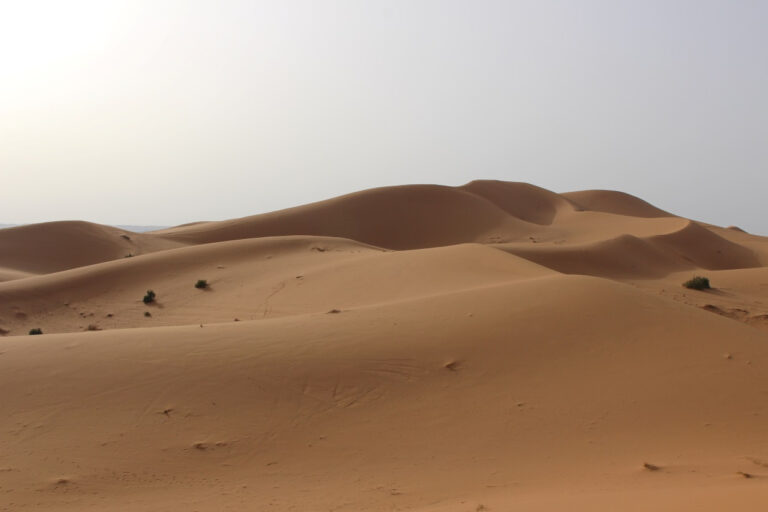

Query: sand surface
<box><xmin>1</xmin><ymin>180</ymin><xmax>768</xmax><ymax>510</ymax></box>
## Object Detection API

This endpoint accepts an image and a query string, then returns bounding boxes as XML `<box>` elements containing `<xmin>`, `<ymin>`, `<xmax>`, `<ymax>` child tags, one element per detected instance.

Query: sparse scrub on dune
<box><xmin>144</xmin><ymin>311</ymin><xmax>152</xmax><ymax>317</ymax></box>
<box><xmin>28</xmin><ymin>328</ymin><xmax>43</xmax><ymax>335</ymax></box>
<box><xmin>142</xmin><ymin>290</ymin><xmax>156</xmax><ymax>304</ymax></box>
<box><xmin>195</xmin><ymin>279</ymin><xmax>208</xmax><ymax>289</ymax></box>
<box><xmin>683</xmin><ymin>276</ymin><xmax>711</xmax><ymax>290</ymax></box>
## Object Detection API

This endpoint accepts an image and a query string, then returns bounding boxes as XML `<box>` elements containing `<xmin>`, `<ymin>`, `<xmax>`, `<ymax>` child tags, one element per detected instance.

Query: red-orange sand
<box><xmin>1</xmin><ymin>181</ymin><xmax>767</xmax><ymax>511</ymax></box>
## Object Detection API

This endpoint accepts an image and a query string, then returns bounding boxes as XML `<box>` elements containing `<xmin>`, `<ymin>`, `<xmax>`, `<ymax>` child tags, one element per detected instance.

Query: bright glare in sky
<box><xmin>1</xmin><ymin>1</ymin><xmax>766</xmax><ymax>233</ymax></box>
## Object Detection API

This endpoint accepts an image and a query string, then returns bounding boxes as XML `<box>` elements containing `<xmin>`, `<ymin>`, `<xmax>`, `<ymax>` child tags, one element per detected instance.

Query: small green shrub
<box><xmin>683</xmin><ymin>276</ymin><xmax>710</xmax><ymax>290</ymax></box>
<box><xmin>29</xmin><ymin>328</ymin><xmax>43</xmax><ymax>335</ymax></box>
<box><xmin>194</xmin><ymin>279</ymin><xmax>208</xmax><ymax>289</ymax></box>
<box><xmin>142</xmin><ymin>290</ymin><xmax>156</xmax><ymax>304</ymax></box>
<box><xmin>144</xmin><ymin>311</ymin><xmax>152</xmax><ymax>317</ymax></box>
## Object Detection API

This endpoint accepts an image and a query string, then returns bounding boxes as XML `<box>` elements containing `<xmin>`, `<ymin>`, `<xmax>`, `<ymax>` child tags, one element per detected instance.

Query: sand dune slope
<box><xmin>562</xmin><ymin>189</ymin><xmax>672</xmax><ymax>217</ymax></box>
<box><xmin>1</xmin><ymin>276</ymin><xmax>768</xmax><ymax>511</ymax></box>
<box><xmin>0</xmin><ymin>238</ymin><xmax>552</xmax><ymax>335</ymax></box>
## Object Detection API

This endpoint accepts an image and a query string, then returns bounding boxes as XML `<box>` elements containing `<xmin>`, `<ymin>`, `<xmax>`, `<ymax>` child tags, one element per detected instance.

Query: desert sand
<box><xmin>1</xmin><ymin>180</ymin><xmax>768</xmax><ymax>511</ymax></box>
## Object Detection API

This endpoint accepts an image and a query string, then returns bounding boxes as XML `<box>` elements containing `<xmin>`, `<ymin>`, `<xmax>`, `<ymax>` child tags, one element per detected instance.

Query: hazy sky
<box><xmin>1</xmin><ymin>0</ymin><xmax>766</xmax><ymax>232</ymax></box>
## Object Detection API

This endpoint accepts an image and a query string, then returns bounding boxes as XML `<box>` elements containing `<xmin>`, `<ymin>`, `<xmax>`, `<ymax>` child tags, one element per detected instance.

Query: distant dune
<box><xmin>1</xmin><ymin>223</ymin><xmax>168</xmax><ymax>232</ymax></box>
<box><xmin>0</xmin><ymin>221</ymin><xmax>185</xmax><ymax>275</ymax></box>
<box><xmin>1</xmin><ymin>180</ymin><xmax>767</xmax><ymax>511</ymax></box>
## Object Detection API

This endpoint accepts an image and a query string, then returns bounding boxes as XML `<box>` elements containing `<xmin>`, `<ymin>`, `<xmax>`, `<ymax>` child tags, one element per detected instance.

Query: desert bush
<box><xmin>143</xmin><ymin>290</ymin><xmax>156</xmax><ymax>304</ymax></box>
<box><xmin>144</xmin><ymin>311</ymin><xmax>152</xmax><ymax>317</ymax></box>
<box><xmin>29</xmin><ymin>328</ymin><xmax>43</xmax><ymax>335</ymax></box>
<box><xmin>195</xmin><ymin>279</ymin><xmax>208</xmax><ymax>289</ymax></box>
<box><xmin>683</xmin><ymin>276</ymin><xmax>710</xmax><ymax>290</ymax></box>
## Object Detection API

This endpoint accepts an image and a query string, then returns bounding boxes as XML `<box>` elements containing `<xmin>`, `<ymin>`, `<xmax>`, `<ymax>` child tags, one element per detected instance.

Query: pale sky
<box><xmin>1</xmin><ymin>0</ymin><xmax>766</xmax><ymax>233</ymax></box>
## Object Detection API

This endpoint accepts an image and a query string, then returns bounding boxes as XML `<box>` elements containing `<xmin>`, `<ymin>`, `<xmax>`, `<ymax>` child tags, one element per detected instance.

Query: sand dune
<box><xmin>562</xmin><ymin>189</ymin><xmax>672</xmax><ymax>218</ymax></box>
<box><xmin>500</xmin><ymin>234</ymin><xmax>690</xmax><ymax>279</ymax></box>
<box><xmin>459</xmin><ymin>180</ymin><xmax>574</xmax><ymax>224</ymax></box>
<box><xmin>153</xmin><ymin>184</ymin><xmax>541</xmax><ymax>248</ymax></box>
<box><xmin>0</xmin><ymin>267</ymin><xmax>34</xmax><ymax>283</ymax></box>
<box><xmin>499</xmin><ymin>219</ymin><xmax>762</xmax><ymax>279</ymax></box>
<box><xmin>0</xmin><ymin>221</ymin><xmax>185</xmax><ymax>275</ymax></box>
<box><xmin>647</xmin><ymin>220</ymin><xmax>762</xmax><ymax>270</ymax></box>
<box><xmin>1</xmin><ymin>180</ymin><xmax>767</xmax><ymax>510</ymax></box>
